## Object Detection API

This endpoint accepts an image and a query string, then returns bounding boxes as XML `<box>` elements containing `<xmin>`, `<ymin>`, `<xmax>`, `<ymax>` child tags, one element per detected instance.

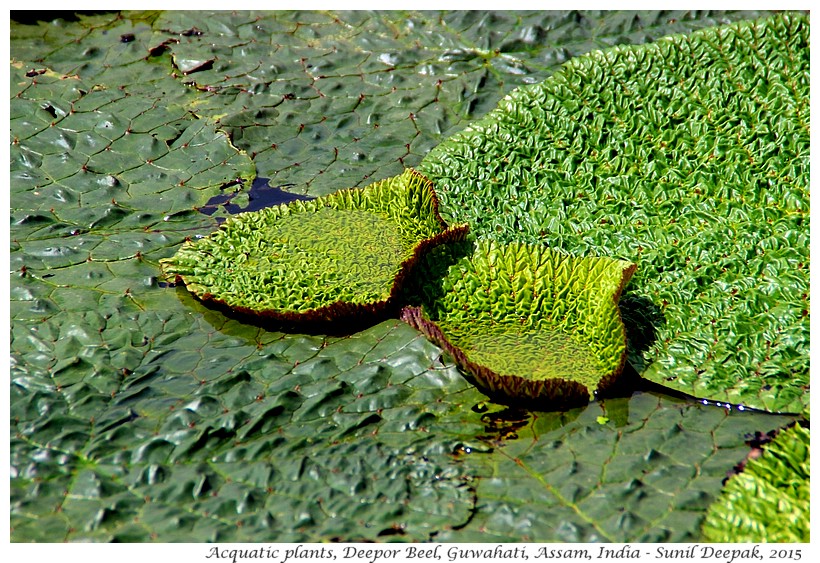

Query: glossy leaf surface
<box><xmin>10</xmin><ymin>10</ymin><xmax>801</xmax><ymax>543</ymax></box>
<box><xmin>419</xmin><ymin>13</ymin><xmax>810</xmax><ymax>413</ymax></box>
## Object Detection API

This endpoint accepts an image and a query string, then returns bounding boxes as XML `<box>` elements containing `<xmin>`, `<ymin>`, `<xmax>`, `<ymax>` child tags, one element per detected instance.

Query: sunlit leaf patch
<box><xmin>402</xmin><ymin>241</ymin><xmax>636</xmax><ymax>408</ymax></box>
<box><xmin>702</xmin><ymin>423</ymin><xmax>810</xmax><ymax>542</ymax></box>
<box><xmin>418</xmin><ymin>13</ymin><xmax>809</xmax><ymax>413</ymax></box>
<box><xmin>161</xmin><ymin>169</ymin><xmax>468</xmax><ymax>331</ymax></box>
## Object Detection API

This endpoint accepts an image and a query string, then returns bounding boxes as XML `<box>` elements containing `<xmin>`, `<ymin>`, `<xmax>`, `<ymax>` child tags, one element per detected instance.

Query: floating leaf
<box><xmin>418</xmin><ymin>13</ymin><xmax>809</xmax><ymax>413</ymax></box>
<box><xmin>11</xmin><ymin>10</ymin><xmax>801</xmax><ymax>543</ymax></box>
<box><xmin>161</xmin><ymin>169</ymin><xmax>468</xmax><ymax>332</ymax></box>
<box><xmin>130</xmin><ymin>10</ymin><xmax>771</xmax><ymax>197</ymax></box>
<box><xmin>702</xmin><ymin>423</ymin><xmax>810</xmax><ymax>542</ymax></box>
<box><xmin>402</xmin><ymin>241</ymin><xmax>635</xmax><ymax>408</ymax></box>
<box><xmin>437</xmin><ymin>391</ymin><xmax>795</xmax><ymax>542</ymax></box>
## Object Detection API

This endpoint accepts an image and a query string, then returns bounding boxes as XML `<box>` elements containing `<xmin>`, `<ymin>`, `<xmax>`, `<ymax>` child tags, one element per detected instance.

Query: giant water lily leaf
<box><xmin>402</xmin><ymin>241</ymin><xmax>636</xmax><ymax>408</ymax></box>
<box><xmin>10</xmin><ymin>61</ymin><xmax>254</xmax><ymax>225</ymax></box>
<box><xmin>418</xmin><ymin>13</ymin><xmax>810</xmax><ymax>414</ymax></box>
<box><xmin>10</xmin><ymin>58</ymin><xmax>255</xmax><ymax>324</ymax></box>
<box><xmin>10</xmin><ymin>10</ymin><xmax>774</xmax><ymax>198</ymax></box>
<box><xmin>10</xmin><ymin>299</ymin><xmax>795</xmax><ymax>542</ymax></box>
<box><xmin>702</xmin><ymin>423</ymin><xmax>810</xmax><ymax>542</ymax></box>
<box><xmin>11</xmin><ymin>288</ymin><xmax>796</xmax><ymax>543</ymax></box>
<box><xmin>11</xmin><ymin>10</ymin><xmax>801</xmax><ymax>543</ymax></box>
<box><xmin>439</xmin><ymin>393</ymin><xmax>794</xmax><ymax>542</ymax></box>
<box><xmin>161</xmin><ymin>169</ymin><xmax>468</xmax><ymax>331</ymax></box>
<box><xmin>10</xmin><ymin>313</ymin><xmax>482</xmax><ymax>541</ymax></box>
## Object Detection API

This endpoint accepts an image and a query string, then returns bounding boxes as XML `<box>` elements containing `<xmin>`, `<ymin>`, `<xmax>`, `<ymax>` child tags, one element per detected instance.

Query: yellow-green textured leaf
<box><xmin>419</xmin><ymin>12</ymin><xmax>809</xmax><ymax>413</ymax></box>
<box><xmin>702</xmin><ymin>424</ymin><xmax>809</xmax><ymax>542</ymax></box>
<box><xmin>402</xmin><ymin>241</ymin><xmax>636</xmax><ymax>408</ymax></box>
<box><xmin>161</xmin><ymin>169</ymin><xmax>468</xmax><ymax>331</ymax></box>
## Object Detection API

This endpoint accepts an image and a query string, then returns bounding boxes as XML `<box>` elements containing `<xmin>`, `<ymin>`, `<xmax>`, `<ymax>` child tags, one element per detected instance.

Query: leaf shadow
<box><xmin>401</xmin><ymin>238</ymin><xmax>477</xmax><ymax>315</ymax></box>
<box><xmin>618</xmin><ymin>291</ymin><xmax>665</xmax><ymax>373</ymax></box>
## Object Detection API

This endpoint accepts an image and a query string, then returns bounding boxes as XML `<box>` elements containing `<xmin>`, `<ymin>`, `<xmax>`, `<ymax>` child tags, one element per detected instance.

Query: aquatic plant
<box><xmin>11</xmin><ymin>10</ymin><xmax>808</xmax><ymax>543</ymax></box>
<box><xmin>702</xmin><ymin>423</ymin><xmax>810</xmax><ymax>542</ymax></box>
<box><xmin>161</xmin><ymin>169</ymin><xmax>468</xmax><ymax>331</ymax></box>
<box><xmin>418</xmin><ymin>12</ymin><xmax>810</xmax><ymax>413</ymax></box>
<box><xmin>402</xmin><ymin>241</ymin><xmax>636</xmax><ymax>407</ymax></box>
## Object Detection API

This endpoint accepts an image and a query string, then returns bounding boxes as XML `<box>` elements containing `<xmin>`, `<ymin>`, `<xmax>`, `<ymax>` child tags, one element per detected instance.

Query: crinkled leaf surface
<box><xmin>10</xmin><ymin>10</ymin><xmax>801</xmax><ymax>543</ymax></box>
<box><xmin>437</xmin><ymin>393</ymin><xmax>794</xmax><ymax>542</ymax></box>
<box><xmin>702</xmin><ymin>423</ymin><xmax>810</xmax><ymax>543</ymax></box>
<box><xmin>418</xmin><ymin>13</ymin><xmax>810</xmax><ymax>414</ymax></box>
<box><xmin>11</xmin><ymin>313</ymin><xmax>483</xmax><ymax>541</ymax></box>
<box><xmin>161</xmin><ymin>169</ymin><xmax>467</xmax><ymax>328</ymax></box>
<box><xmin>8</xmin><ymin>304</ymin><xmax>795</xmax><ymax>541</ymax></box>
<box><xmin>402</xmin><ymin>241</ymin><xmax>636</xmax><ymax>406</ymax></box>
<box><xmin>10</xmin><ymin>10</ymin><xmax>773</xmax><ymax>198</ymax></box>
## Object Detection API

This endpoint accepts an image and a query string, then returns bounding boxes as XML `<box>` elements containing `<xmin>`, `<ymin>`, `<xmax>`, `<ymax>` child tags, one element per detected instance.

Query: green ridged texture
<box><xmin>404</xmin><ymin>241</ymin><xmax>635</xmax><ymax>404</ymax></box>
<box><xmin>161</xmin><ymin>169</ymin><xmax>465</xmax><ymax>318</ymax></box>
<box><xmin>418</xmin><ymin>13</ymin><xmax>809</xmax><ymax>414</ymax></box>
<box><xmin>11</xmin><ymin>10</ymin><xmax>769</xmax><ymax>198</ymax></box>
<box><xmin>11</xmin><ymin>10</ymin><xmax>806</xmax><ymax>543</ymax></box>
<box><xmin>465</xmin><ymin>330</ymin><xmax>600</xmax><ymax>386</ymax></box>
<box><xmin>702</xmin><ymin>424</ymin><xmax>810</xmax><ymax>542</ymax></box>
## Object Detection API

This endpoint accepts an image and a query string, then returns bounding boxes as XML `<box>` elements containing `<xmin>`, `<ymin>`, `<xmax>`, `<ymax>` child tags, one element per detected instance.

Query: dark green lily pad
<box><xmin>161</xmin><ymin>169</ymin><xmax>468</xmax><ymax>331</ymax></box>
<box><xmin>702</xmin><ymin>423</ymin><xmax>810</xmax><ymax>542</ymax></box>
<box><xmin>402</xmin><ymin>241</ymin><xmax>636</xmax><ymax>408</ymax></box>
<box><xmin>11</xmin><ymin>10</ymin><xmax>802</xmax><ymax>543</ymax></box>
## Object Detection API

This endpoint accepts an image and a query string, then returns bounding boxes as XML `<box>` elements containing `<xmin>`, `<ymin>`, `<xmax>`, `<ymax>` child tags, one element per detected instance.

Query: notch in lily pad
<box><xmin>161</xmin><ymin>169</ymin><xmax>469</xmax><ymax>333</ymax></box>
<box><xmin>401</xmin><ymin>241</ymin><xmax>636</xmax><ymax>410</ymax></box>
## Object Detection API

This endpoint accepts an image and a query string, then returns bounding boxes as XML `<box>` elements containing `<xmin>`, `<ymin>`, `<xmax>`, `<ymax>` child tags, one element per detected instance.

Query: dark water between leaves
<box><xmin>159</xmin><ymin>177</ymin><xmax>314</xmax><ymax>287</ymax></box>
<box><xmin>200</xmin><ymin>176</ymin><xmax>314</xmax><ymax>218</ymax></box>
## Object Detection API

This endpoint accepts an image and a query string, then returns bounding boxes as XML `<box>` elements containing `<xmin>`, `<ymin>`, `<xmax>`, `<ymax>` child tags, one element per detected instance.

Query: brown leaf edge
<box><xmin>399</xmin><ymin>259</ymin><xmax>637</xmax><ymax>411</ymax></box>
<box><xmin>170</xmin><ymin>170</ymin><xmax>470</xmax><ymax>335</ymax></box>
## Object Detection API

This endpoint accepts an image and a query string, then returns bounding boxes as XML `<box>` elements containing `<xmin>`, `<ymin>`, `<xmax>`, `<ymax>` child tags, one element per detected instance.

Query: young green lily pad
<box><xmin>702</xmin><ymin>423</ymin><xmax>810</xmax><ymax>543</ymax></box>
<box><xmin>161</xmin><ymin>169</ymin><xmax>468</xmax><ymax>332</ymax></box>
<box><xmin>402</xmin><ymin>241</ymin><xmax>636</xmax><ymax>409</ymax></box>
<box><xmin>418</xmin><ymin>13</ymin><xmax>809</xmax><ymax>414</ymax></box>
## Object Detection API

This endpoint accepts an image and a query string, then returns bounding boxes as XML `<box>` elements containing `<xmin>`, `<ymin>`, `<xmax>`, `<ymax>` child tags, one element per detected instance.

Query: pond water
<box><xmin>199</xmin><ymin>176</ymin><xmax>314</xmax><ymax>218</ymax></box>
